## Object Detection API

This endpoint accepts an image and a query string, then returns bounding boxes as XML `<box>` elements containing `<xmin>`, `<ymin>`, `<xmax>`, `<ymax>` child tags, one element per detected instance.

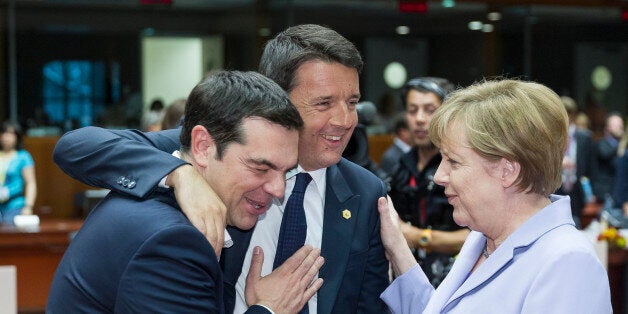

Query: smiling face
<box><xmin>405</xmin><ymin>90</ymin><xmax>442</xmax><ymax>148</ymax></box>
<box><xmin>289</xmin><ymin>60</ymin><xmax>360</xmax><ymax>171</ymax></box>
<box><xmin>202</xmin><ymin>118</ymin><xmax>299</xmax><ymax>230</ymax></box>
<box><xmin>433</xmin><ymin>124</ymin><xmax>503</xmax><ymax>231</ymax></box>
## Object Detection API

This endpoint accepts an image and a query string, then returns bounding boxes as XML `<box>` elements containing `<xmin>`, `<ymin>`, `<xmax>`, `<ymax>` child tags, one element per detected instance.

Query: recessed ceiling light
<box><xmin>258</xmin><ymin>28</ymin><xmax>271</xmax><ymax>37</ymax></box>
<box><xmin>468</xmin><ymin>21</ymin><xmax>483</xmax><ymax>31</ymax></box>
<box><xmin>482</xmin><ymin>24</ymin><xmax>494</xmax><ymax>32</ymax></box>
<box><xmin>396</xmin><ymin>26</ymin><xmax>410</xmax><ymax>35</ymax></box>
<box><xmin>487</xmin><ymin>12</ymin><xmax>501</xmax><ymax>21</ymax></box>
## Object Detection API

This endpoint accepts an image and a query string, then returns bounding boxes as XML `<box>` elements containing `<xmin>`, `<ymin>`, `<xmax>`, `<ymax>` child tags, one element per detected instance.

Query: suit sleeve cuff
<box><xmin>247</xmin><ymin>304</ymin><xmax>275</xmax><ymax>314</ymax></box>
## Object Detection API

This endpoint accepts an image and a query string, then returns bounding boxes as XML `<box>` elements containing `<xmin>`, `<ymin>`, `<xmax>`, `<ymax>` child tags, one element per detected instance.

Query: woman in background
<box><xmin>378</xmin><ymin>79</ymin><xmax>611</xmax><ymax>313</ymax></box>
<box><xmin>0</xmin><ymin>121</ymin><xmax>37</xmax><ymax>224</ymax></box>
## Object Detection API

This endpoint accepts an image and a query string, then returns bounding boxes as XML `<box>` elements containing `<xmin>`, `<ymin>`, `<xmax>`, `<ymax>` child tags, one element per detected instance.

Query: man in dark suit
<box><xmin>593</xmin><ymin>112</ymin><xmax>624</xmax><ymax>203</ymax></box>
<box><xmin>379</xmin><ymin>113</ymin><xmax>412</xmax><ymax>176</ymax></box>
<box><xmin>556</xmin><ymin>96</ymin><xmax>595</xmax><ymax>228</ymax></box>
<box><xmin>53</xmin><ymin>25</ymin><xmax>389</xmax><ymax>313</ymax></box>
<box><xmin>47</xmin><ymin>71</ymin><xmax>323</xmax><ymax>313</ymax></box>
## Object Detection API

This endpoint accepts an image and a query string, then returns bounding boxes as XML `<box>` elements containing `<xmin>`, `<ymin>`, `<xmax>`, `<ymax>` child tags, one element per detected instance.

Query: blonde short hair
<box><xmin>429</xmin><ymin>79</ymin><xmax>568</xmax><ymax>195</ymax></box>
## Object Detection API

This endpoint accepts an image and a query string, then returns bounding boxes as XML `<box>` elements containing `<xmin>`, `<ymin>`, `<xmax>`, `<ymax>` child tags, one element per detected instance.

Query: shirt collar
<box><xmin>394</xmin><ymin>136</ymin><xmax>412</xmax><ymax>153</ymax></box>
<box><xmin>286</xmin><ymin>165</ymin><xmax>327</xmax><ymax>199</ymax></box>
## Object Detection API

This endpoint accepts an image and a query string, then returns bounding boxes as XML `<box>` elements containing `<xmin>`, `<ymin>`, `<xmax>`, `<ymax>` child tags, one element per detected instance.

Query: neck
<box><xmin>485</xmin><ymin>192</ymin><xmax>550</xmax><ymax>253</ymax></box>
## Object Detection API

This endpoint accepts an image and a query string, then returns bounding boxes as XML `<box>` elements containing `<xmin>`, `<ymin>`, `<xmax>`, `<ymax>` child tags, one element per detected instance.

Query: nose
<box><xmin>414</xmin><ymin>109</ymin><xmax>428</xmax><ymax>124</ymax></box>
<box><xmin>265</xmin><ymin>172</ymin><xmax>286</xmax><ymax>199</ymax></box>
<box><xmin>330</xmin><ymin>102</ymin><xmax>356</xmax><ymax>128</ymax></box>
<box><xmin>433</xmin><ymin>162</ymin><xmax>448</xmax><ymax>187</ymax></box>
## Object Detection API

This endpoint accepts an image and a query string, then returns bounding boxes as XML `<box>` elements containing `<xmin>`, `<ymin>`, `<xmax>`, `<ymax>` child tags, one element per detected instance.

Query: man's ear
<box><xmin>500</xmin><ymin>158</ymin><xmax>521</xmax><ymax>188</ymax></box>
<box><xmin>190</xmin><ymin>125</ymin><xmax>215</xmax><ymax>167</ymax></box>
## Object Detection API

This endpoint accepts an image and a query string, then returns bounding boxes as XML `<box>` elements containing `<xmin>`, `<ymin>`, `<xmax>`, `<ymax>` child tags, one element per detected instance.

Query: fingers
<box><xmin>277</xmin><ymin>244</ymin><xmax>315</xmax><ymax>273</ymax></box>
<box><xmin>211</xmin><ymin>220</ymin><xmax>225</xmax><ymax>257</ymax></box>
<box><xmin>245</xmin><ymin>246</ymin><xmax>264</xmax><ymax>287</ymax></box>
<box><xmin>303</xmin><ymin>278</ymin><xmax>324</xmax><ymax>302</ymax></box>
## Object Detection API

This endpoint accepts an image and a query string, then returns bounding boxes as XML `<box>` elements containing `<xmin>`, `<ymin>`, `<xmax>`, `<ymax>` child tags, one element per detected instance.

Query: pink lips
<box><xmin>246</xmin><ymin>198</ymin><xmax>268</xmax><ymax>215</ymax></box>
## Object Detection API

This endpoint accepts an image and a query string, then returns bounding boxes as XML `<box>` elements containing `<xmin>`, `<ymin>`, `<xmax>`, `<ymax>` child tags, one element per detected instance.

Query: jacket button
<box><xmin>117</xmin><ymin>176</ymin><xmax>125</xmax><ymax>185</ymax></box>
<box><xmin>122</xmin><ymin>178</ymin><xmax>130</xmax><ymax>187</ymax></box>
<box><xmin>128</xmin><ymin>180</ymin><xmax>136</xmax><ymax>189</ymax></box>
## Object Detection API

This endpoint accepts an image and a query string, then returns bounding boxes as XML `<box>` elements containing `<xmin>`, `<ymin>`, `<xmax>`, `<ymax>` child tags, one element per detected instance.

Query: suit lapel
<box><xmin>317</xmin><ymin>163</ymin><xmax>360</xmax><ymax>314</ymax></box>
<box><xmin>442</xmin><ymin>197</ymin><xmax>574</xmax><ymax>310</ymax></box>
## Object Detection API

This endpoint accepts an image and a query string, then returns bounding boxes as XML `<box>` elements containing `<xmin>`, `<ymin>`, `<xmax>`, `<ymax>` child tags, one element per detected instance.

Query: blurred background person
<box><xmin>0</xmin><ymin>121</ymin><xmax>37</xmax><ymax>224</ymax></box>
<box><xmin>556</xmin><ymin>96</ymin><xmax>595</xmax><ymax>228</ymax></box>
<box><xmin>141</xmin><ymin>98</ymin><xmax>165</xmax><ymax>132</ymax></box>
<box><xmin>379</xmin><ymin>113</ymin><xmax>412</xmax><ymax>177</ymax></box>
<box><xmin>388</xmin><ymin>77</ymin><xmax>469</xmax><ymax>287</ymax></box>
<box><xmin>575</xmin><ymin>112</ymin><xmax>593</xmax><ymax>134</ymax></box>
<box><xmin>615</xmin><ymin>124</ymin><xmax>628</xmax><ymax>216</ymax></box>
<box><xmin>379</xmin><ymin>79</ymin><xmax>611</xmax><ymax>313</ymax></box>
<box><xmin>593</xmin><ymin>112</ymin><xmax>624</xmax><ymax>205</ymax></box>
<box><xmin>161</xmin><ymin>98</ymin><xmax>187</xmax><ymax>130</ymax></box>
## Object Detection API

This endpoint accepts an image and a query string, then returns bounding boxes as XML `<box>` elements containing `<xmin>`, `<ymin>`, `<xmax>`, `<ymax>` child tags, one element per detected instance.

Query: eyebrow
<box><xmin>248</xmin><ymin>158</ymin><xmax>278</xmax><ymax>170</ymax></box>
<box><xmin>247</xmin><ymin>158</ymin><xmax>298</xmax><ymax>172</ymax></box>
<box><xmin>313</xmin><ymin>93</ymin><xmax>361</xmax><ymax>102</ymax></box>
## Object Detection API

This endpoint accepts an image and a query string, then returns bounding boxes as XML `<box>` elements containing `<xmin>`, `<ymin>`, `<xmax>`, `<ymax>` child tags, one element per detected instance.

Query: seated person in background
<box><xmin>47</xmin><ymin>71</ymin><xmax>323</xmax><ymax>313</ymax></box>
<box><xmin>379</xmin><ymin>113</ymin><xmax>412</xmax><ymax>177</ymax></box>
<box><xmin>388</xmin><ymin>77</ymin><xmax>469</xmax><ymax>287</ymax></box>
<box><xmin>379</xmin><ymin>79</ymin><xmax>611</xmax><ymax>313</ymax></box>
<box><xmin>593</xmin><ymin>112</ymin><xmax>624</xmax><ymax>203</ymax></box>
<box><xmin>161</xmin><ymin>98</ymin><xmax>187</xmax><ymax>130</ymax></box>
<box><xmin>0</xmin><ymin>121</ymin><xmax>37</xmax><ymax>224</ymax></box>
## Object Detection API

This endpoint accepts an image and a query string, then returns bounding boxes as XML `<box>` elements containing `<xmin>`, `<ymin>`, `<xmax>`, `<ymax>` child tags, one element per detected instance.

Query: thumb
<box><xmin>246</xmin><ymin>246</ymin><xmax>264</xmax><ymax>287</ymax></box>
<box><xmin>378</xmin><ymin>196</ymin><xmax>388</xmax><ymax>216</ymax></box>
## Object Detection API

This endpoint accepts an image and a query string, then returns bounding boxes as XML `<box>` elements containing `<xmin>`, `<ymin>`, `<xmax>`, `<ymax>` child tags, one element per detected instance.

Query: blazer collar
<box><xmin>444</xmin><ymin>195</ymin><xmax>574</xmax><ymax>308</ymax></box>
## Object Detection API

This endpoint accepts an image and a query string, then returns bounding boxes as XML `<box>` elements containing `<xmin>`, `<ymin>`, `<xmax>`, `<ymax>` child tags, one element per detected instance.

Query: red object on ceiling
<box><xmin>399</xmin><ymin>1</ymin><xmax>428</xmax><ymax>13</ymax></box>
<box><xmin>140</xmin><ymin>0</ymin><xmax>172</xmax><ymax>4</ymax></box>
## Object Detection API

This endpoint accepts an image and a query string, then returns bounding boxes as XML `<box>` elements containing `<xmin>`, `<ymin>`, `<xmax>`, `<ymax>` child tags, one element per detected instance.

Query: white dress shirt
<box><xmin>233</xmin><ymin>166</ymin><xmax>327</xmax><ymax>314</ymax></box>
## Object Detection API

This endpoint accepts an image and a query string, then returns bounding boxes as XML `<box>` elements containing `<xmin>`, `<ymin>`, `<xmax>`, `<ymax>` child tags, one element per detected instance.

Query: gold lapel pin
<box><xmin>342</xmin><ymin>209</ymin><xmax>351</xmax><ymax>220</ymax></box>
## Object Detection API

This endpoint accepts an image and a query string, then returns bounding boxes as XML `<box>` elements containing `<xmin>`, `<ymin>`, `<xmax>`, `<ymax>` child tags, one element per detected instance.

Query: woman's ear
<box><xmin>190</xmin><ymin>125</ymin><xmax>215</xmax><ymax>167</ymax></box>
<box><xmin>500</xmin><ymin>158</ymin><xmax>521</xmax><ymax>188</ymax></box>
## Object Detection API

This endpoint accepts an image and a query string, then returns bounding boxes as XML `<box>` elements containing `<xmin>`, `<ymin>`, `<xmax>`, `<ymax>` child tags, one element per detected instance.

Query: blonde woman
<box><xmin>378</xmin><ymin>80</ymin><xmax>611</xmax><ymax>313</ymax></box>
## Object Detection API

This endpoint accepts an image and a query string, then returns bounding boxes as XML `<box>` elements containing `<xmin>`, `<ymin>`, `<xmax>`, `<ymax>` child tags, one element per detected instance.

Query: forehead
<box><xmin>406</xmin><ymin>90</ymin><xmax>442</xmax><ymax>107</ymax></box>
<box><xmin>440</xmin><ymin>122</ymin><xmax>467</xmax><ymax>152</ymax></box>
<box><xmin>609</xmin><ymin>115</ymin><xmax>623</xmax><ymax>125</ymax></box>
<box><xmin>291</xmin><ymin>60</ymin><xmax>359</xmax><ymax>95</ymax></box>
<box><xmin>233</xmin><ymin>117</ymin><xmax>298</xmax><ymax>161</ymax></box>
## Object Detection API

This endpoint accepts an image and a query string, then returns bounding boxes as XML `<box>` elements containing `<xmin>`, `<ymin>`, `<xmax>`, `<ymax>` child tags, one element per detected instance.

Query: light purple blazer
<box><xmin>381</xmin><ymin>195</ymin><xmax>612</xmax><ymax>313</ymax></box>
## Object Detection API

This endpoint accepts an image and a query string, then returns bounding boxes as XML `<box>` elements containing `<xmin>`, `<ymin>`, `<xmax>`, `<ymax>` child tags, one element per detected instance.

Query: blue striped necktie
<box><xmin>274</xmin><ymin>172</ymin><xmax>312</xmax><ymax>268</ymax></box>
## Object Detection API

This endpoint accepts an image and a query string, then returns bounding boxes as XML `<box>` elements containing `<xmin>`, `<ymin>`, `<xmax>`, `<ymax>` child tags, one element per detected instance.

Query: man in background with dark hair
<box><xmin>388</xmin><ymin>77</ymin><xmax>469</xmax><ymax>287</ymax></box>
<box><xmin>380</xmin><ymin>113</ymin><xmax>412</xmax><ymax>176</ymax></box>
<box><xmin>48</xmin><ymin>71</ymin><xmax>322</xmax><ymax>313</ymax></box>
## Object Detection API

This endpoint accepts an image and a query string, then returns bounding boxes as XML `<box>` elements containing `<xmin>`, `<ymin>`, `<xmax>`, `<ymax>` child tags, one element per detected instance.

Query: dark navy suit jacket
<box><xmin>53</xmin><ymin>126</ymin><xmax>390</xmax><ymax>313</ymax></box>
<box><xmin>47</xmin><ymin>188</ymin><xmax>270</xmax><ymax>313</ymax></box>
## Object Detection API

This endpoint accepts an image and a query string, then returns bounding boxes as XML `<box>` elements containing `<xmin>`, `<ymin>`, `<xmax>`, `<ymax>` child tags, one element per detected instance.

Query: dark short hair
<box><xmin>402</xmin><ymin>77</ymin><xmax>455</xmax><ymax>105</ymax></box>
<box><xmin>259</xmin><ymin>24</ymin><xmax>363</xmax><ymax>92</ymax></box>
<box><xmin>392</xmin><ymin>112</ymin><xmax>408</xmax><ymax>134</ymax></box>
<box><xmin>180</xmin><ymin>71</ymin><xmax>303</xmax><ymax>159</ymax></box>
<box><xmin>1</xmin><ymin>120</ymin><xmax>24</xmax><ymax>150</ymax></box>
